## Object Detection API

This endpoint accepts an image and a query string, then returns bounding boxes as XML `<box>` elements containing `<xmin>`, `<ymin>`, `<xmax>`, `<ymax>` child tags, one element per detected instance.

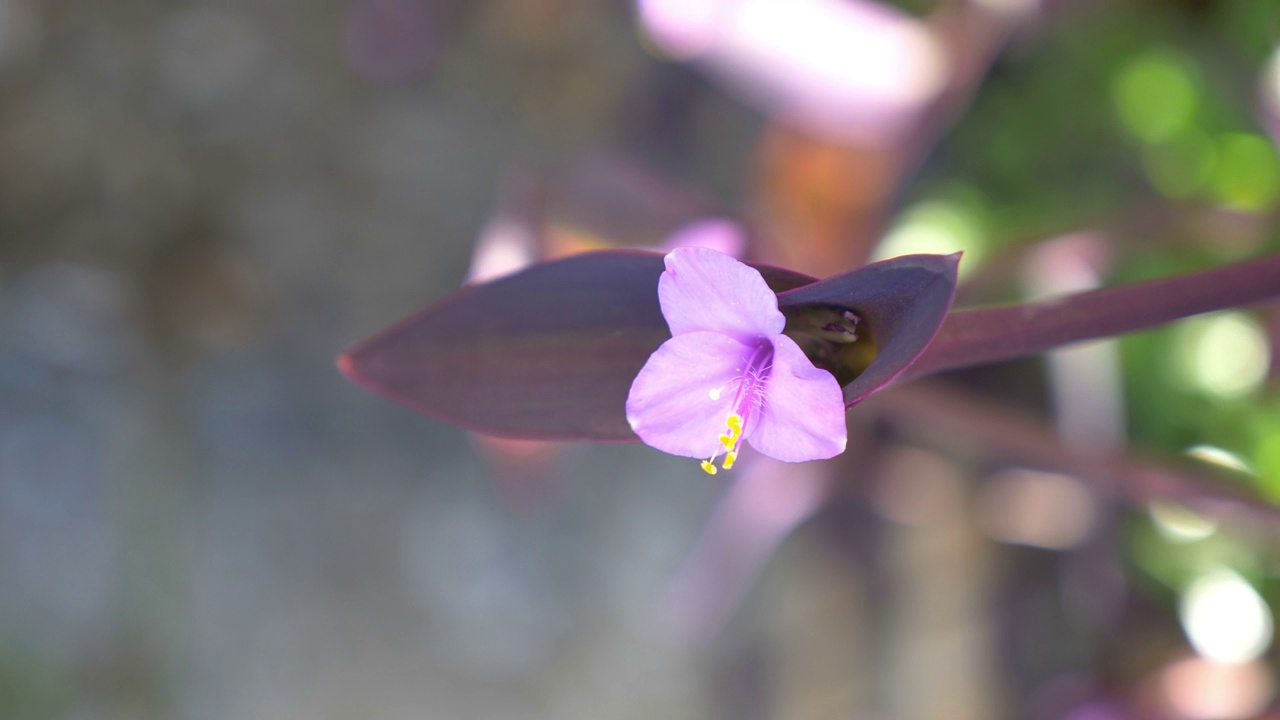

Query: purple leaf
<box><xmin>778</xmin><ymin>252</ymin><xmax>960</xmax><ymax>405</ymax></box>
<box><xmin>339</xmin><ymin>250</ymin><xmax>960</xmax><ymax>441</ymax></box>
<box><xmin>340</xmin><ymin>251</ymin><xmax>668</xmax><ymax>440</ymax></box>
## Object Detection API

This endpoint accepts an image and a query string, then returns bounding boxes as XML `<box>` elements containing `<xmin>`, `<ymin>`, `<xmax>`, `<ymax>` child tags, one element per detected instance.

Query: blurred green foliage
<box><xmin>895</xmin><ymin>0</ymin><xmax>1280</xmax><ymax>622</ymax></box>
<box><xmin>942</xmin><ymin>0</ymin><xmax>1280</xmax><ymax>235</ymax></box>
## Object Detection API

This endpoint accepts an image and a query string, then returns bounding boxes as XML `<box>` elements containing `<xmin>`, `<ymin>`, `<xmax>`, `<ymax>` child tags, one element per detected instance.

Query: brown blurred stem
<box><xmin>868</xmin><ymin>380</ymin><xmax>1280</xmax><ymax>521</ymax></box>
<box><xmin>906</xmin><ymin>252</ymin><xmax>1280</xmax><ymax>379</ymax></box>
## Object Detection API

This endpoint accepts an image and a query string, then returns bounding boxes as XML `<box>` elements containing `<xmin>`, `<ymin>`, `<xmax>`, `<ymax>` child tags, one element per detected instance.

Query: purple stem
<box><xmin>906</xmin><ymin>252</ymin><xmax>1280</xmax><ymax>379</ymax></box>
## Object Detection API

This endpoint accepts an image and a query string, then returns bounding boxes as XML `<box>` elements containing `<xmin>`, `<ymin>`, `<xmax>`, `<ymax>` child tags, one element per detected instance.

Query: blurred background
<box><xmin>4</xmin><ymin>1</ymin><xmax>1280</xmax><ymax>718</ymax></box>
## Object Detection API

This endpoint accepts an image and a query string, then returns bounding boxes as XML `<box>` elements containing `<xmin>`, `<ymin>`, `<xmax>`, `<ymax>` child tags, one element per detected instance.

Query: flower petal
<box><xmin>626</xmin><ymin>331</ymin><xmax>759</xmax><ymax>458</ymax></box>
<box><xmin>659</xmin><ymin>246</ymin><xmax>786</xmax><ymax>340</ymax></box>
<box><xmin>747</xmin><ymin>334</ymin><xmax>847</xmax><ymax>462</ymax></box>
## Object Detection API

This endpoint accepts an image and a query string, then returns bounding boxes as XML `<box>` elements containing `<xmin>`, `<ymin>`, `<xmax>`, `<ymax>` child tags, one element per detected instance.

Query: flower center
<box><xmin>782</xmin><ymin>304</ymin><xmax>868</xmax><ymax>385</ymax></box>
<box><xmin>700</xmin><ymin>342</ymin><xmax>772</xmax><ymax>475</ymax></box>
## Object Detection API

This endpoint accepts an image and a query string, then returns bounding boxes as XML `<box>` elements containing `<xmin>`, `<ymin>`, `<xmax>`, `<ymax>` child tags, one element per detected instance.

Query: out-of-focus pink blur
<box><xmin>659</xmin><ymin>455</ymin><xmax>829</xmax><ymax>643</ymax></box>
<box><xmin>1260</xmin><ymin>47</ymin><xmax>1280</xmax><ymax>148</ymax></box>
<box><xmin>637</xmin><ymin>0</ymin><xmax>947</xmax><ymax>144</ymax></box>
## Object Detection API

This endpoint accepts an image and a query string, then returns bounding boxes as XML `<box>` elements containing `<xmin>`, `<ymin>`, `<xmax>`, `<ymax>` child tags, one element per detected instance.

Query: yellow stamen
<box><xmin>699</xmin><ymin>412</ymin><xmax>747</xmax><ymax>473</ymax></box>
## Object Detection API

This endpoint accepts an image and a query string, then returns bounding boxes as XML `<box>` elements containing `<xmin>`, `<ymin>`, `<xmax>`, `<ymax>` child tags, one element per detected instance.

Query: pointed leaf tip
<box><xmin>335</xmin><ymin>351</ymin><xmax>356</xmax><ymax>380</ymax></box>
<box><xmin>778</xmin><ymin>253</ymin><xmax>959</xmax><ymax>406</ymax></box>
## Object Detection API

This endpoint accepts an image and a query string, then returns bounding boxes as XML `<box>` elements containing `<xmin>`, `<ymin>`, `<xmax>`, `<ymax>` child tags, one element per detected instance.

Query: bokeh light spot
<box><xmin>874</xmin><ymin>197</ymin><xmax>986</xmax><ymax>279</ymax></box>
<box><xmin>1185</xmin><ymin>444</ymin><xmax>1252</xmax><ymax>474</ymax></box>
<box><xmin>1113</xmin><ymin>51</ymin><xmax>1199</xmax><ymax>144</ymax></box>
<box><xmin>1149</xmin><ymin>500</ymin><xmax>1217</xmax><ymax>543</ymax></box>
<box><xmin>976</xmin><ymin>469</ymin><xmax>1095</xmax><ymax>550</ymax></box>
<box><xmin>1261</xmin><ymin>45</ymin><xmax>1280</xmax><ymax>131</ymax></box>
<box><xmin>1170</xmin><ymin>311</ymin><xmax>1269</xmax><ymax>399</ymax></box>
<box><xmin>871</xmin><ymin>447</ymin><xmax>966</xmax><ymax>526</ymax></box>
<box><xmin>1255</xmin><ymin>427</ymin><xmax>1280</xmax><ymax>501</ymax></box>
<box><xmin>467</xmin><ymin>220</ymin><xmax>536</xmax><ymax>284</ymax></box>
<box><xmin>1266</xmin><ymin>46</ymin><xmax>1280</xmax><ymax>98</ymax></box>
<box><xmin>1208</xmin><ymin>133</ymin><xmax>1280</xmax><ymax>211</ymax></box>
<box><xmin>1159</xmin><ymin>656</ymin><xmax>1274</xmax><ymax>720</ymax></box>
<box><xmin>637</xmin><ymin>0</ymin><xmax>727</xmax><ymax>60</ymax></box>
<box><xmin>1179</xmin><ymin>568</ymin><xmax>1273</xmax><ymax>663</ymax></box>
<box><xmin>639</xmin><ymin>0</ymin><xmax>947</xmax><ymax>143</ymax></box>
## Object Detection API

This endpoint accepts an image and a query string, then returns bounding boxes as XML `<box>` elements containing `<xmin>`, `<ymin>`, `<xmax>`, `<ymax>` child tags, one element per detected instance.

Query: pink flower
<box><xmin>625</xmin><ymin>247</ymin><xmax>847</xmax><ymax>473</ymax></box>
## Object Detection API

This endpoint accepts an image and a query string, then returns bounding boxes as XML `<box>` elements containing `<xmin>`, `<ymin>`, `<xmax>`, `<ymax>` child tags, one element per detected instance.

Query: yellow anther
<box><xmin>701</xmin><ymin>413</ymin><xmax>748</xmax><ymax>474</ymax></box>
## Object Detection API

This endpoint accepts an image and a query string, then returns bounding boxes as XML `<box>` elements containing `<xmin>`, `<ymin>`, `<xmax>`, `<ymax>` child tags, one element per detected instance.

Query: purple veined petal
<box><xmin>747</xmin><ymin>334</ymin><xmax>847</xmax><ymax>462</ymax></box>
<box><xmin>626</xmin><ymin>331</ymin><xmax>763</xmax><ymax>458</ymax></box>
<box><xmin>660</xmin><ymin>247</ymin><xmax>786</xmax><ymax>340</ymax></box>
<box><xmin>778</xmin><ymin>252</ymin><xmax>959</xmax><ymax>406</ymax></box>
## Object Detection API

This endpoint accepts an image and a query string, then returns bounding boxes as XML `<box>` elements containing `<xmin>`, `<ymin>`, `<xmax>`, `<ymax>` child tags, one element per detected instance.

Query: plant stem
<box><xmin>907</xmin><ymin>252</ymin><xmax>1280</xmax><ymax>378</ymax></box>
<box><xmin>868</xmin><ymin>380</ymin><xmax>1280</xmax><ymax>520</ymax></box>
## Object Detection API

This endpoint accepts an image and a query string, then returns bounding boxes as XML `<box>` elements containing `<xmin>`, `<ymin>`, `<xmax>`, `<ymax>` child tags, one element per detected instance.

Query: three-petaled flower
<box><xmin>625</xmin><ymin>247</ymin><xmax>848</xmax><ymax>473</ymax></box>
